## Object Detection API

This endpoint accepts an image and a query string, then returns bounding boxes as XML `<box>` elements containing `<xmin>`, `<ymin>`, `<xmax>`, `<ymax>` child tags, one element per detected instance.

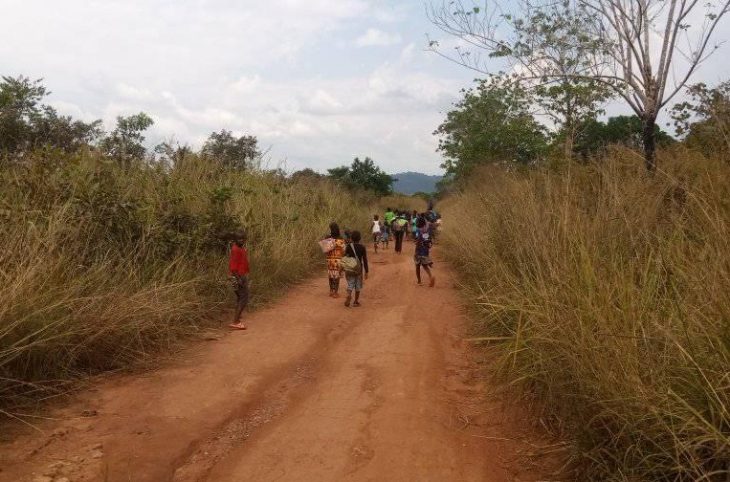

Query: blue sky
<box><xmin>2</xmin><ymin>0</ymin><xmax>730</xmax><ymax>174</ymax></box>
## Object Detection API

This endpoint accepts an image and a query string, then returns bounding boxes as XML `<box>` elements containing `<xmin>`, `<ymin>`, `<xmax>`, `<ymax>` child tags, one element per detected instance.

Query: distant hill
<box><xmin>391</xmin><ymin>172</ymin><xmax>442</xmax><ymax>195</ymax></box>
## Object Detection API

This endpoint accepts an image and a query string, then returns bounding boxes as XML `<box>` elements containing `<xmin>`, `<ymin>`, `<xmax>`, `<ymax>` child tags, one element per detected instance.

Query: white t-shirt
<box><xmin>372</xmin><ymin>220</ymin><xmax>381</xmax><ymax>234</ymax></box>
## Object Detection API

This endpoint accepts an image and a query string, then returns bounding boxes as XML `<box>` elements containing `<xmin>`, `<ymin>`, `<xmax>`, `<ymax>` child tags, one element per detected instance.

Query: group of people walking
<box><xmin>322</xmin><ymin>206</ymin><xmax>440</xmax><ymax>307</ymax></box>
<box><xmin>225</xmin><ymin>206</ymin><xmax>441</xmax><ymax>329</ymax></box>
<box><xmin>371</xmin><ymin>207</ymin><xmax>441</xmax><ymax>254</ymax></box>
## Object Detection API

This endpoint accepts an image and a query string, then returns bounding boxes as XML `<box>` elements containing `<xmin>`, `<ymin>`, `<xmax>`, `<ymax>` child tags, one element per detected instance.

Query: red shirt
<box><xmin>229</xmin><ymin>244</ymin><xmax>250</xmax><ymax>276</ymax></box>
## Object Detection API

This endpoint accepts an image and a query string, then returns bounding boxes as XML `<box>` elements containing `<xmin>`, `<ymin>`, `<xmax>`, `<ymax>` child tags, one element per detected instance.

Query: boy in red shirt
<box><xmin>229</xmin><ymin>230</ymin><xmax>250</xmax><ymax>330</ymax></box>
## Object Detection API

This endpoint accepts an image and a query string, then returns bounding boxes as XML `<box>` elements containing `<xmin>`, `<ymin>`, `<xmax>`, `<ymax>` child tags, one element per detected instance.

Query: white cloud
<box><xmin>95</xmin><ymin>61</ymin><xmax>461</xmax><ymax>174</ymax></box>
<box><xmin>47</xmin><ymin>100</ymin><xmax>96</xmax><ymax>123</ymax></box>
<box><xmin>356</xmin><ymin>28</ymin><xmax>402</xmax><ymax>47</ymax></box>
<box><xmin>305</xmin><ymin>89</ymin><xmax>344</xmax><ymax>115</ymax></box>
<box><xmin>23</xmin><ymin>0</ymin><xmax>730</xmax><ymax>174</ymax></box>
<box><xmin>0</xmin><ymin>1</ymin><xmax>478</xmax><ymax>174</ymax></box>
<box><xmin>400</xmin><ymin>42</ymin><xmax>417</xmax><ymax>62</ymax></box>
<box><xmin>115</xmin><ymin>83</ymin><xmax>155</xmax><ymax>102</ymax></box>
<box><xmin>229</xmin><ymin>76</ymin><xmax>262</xmax><ymax>94</ymax></box>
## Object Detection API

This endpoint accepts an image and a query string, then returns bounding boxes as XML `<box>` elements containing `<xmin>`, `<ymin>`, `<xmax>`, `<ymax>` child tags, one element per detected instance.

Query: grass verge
<box><xmin>440</xmin><ymin>147</ymin><xmax>730</xmax><ymax>480</ymax></box>
<box><xmin>0</xmin><ymin>151</ymin><xmax>370</xmax><ymax>414</ymax></box>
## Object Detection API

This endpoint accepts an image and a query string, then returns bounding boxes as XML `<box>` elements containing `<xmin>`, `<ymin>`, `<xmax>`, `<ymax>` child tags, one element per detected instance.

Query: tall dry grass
<box><xmin>441</xmin><ymin>147</ymin><xmax>730</xmax><ymax>480</ymax></box>
<box><xmin>0</xmin><ymin>151</ymin><xmax>370</xmax><ymax>414</ymax></box>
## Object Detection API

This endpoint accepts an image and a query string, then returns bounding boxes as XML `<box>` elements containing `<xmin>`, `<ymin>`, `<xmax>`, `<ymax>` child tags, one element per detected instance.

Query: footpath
<box><xmin>0</xmin><ymin>250</ymin><xmax>551</xmax><ymax>482</ymax></box>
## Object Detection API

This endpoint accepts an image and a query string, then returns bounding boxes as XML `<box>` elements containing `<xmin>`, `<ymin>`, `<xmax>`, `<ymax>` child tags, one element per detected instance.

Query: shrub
<box><xmin>0</xmin><ymin>151</ymin><xmax>369</xmax><ymax>411</ymax></box>
<box><xmin>441</xmin><ymin>147</ymin><xmax>730</xmax><ymax>480</ymax></box>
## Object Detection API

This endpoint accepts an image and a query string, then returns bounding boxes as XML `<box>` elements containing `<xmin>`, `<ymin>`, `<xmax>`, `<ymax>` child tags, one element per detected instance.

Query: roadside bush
<box><xmin>0</xmin><ymin>151</ymin><xmax>369</xmax><ymax>411</ymax></box>
<box><xmin>441</xmin><ymin>147</ymin><xmax>730</xmax><ymax>480</ymax></box>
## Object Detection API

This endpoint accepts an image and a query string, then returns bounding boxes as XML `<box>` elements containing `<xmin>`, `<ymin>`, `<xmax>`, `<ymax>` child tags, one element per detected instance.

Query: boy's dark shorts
<box><xmin>414</xmin><ymin>255</ymin><xmax>433</xmax><ymax>267</ymax></box>
<box><xmin>346</xmin><ymin>274</ymin><xmax>363</xmax><ymax>292</ymax></box>
<box><xmin>233</xmin><ymin>275</ymin><xmax>250</xmax><ymax>306</ymax></box>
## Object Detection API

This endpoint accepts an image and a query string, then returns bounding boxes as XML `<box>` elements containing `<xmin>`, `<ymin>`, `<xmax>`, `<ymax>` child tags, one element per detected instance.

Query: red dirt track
<box><xmin>0</xmin><ymin>250</ymin><xmax>550</xmax><ymax>481</ymax></box>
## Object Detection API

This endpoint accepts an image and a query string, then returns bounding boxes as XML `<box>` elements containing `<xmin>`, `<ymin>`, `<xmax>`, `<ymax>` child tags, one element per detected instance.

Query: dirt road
<box><xmin>0</xmin><ymin>249</ymin><xmax>548</xmax><ymax>482</ymax></box>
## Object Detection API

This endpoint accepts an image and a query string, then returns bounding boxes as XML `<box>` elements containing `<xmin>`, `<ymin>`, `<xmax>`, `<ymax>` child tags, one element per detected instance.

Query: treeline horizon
<box><xmin>434</xmin><ymin>76</ymin><xmax>730</xmax><ymax>185</ymax></box>
<box><xmin>0</xmin><ymin>75</ymin><xmax>398</xmax><ymax>196</ymax></box>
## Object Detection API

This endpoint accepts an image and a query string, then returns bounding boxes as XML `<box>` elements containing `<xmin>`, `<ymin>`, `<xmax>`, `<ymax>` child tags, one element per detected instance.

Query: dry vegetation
<box><xmin>441</xmin><ymin>147</ymin><xmax>730</xmax><ymax>480</ymax></box>
<box><xmin>0</xmin><ymin>151</ymin><xmax>370</xmax><ymax>415</ymax></box>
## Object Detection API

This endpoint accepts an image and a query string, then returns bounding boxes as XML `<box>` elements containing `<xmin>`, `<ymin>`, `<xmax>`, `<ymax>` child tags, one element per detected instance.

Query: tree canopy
<box><xmin>201</xmin><ymin>129</ymin><xmax>260</xmax><ymax>170</ymax></box>
<box><xmin>671</xmin><ymin>82</ymin><xmax>730</xmax><ymax>158</ymax></box>
<box><xmin>0</xmin><ymin>76</ymin><xmax>102</xmax><ymax>156</ymax></box>
<box><xmin>327</xmin><ymin>157</ymin><xmax>394</xmax><ymax>195</ymax></box>
<box><xmin>99</xmin><ymin>112</ymin><xmax>154</xmax><ymax>166</ymax></box>
<box><xmin>290</xmin><ymin>168</ymin><xmax>325</xmax><ymax>181</ymax></box>
<box><xmin>435</xmin><ymin>78</ymin><xmax>679</xmax><ymax>178</ymax></box>
<box><xmin>434</xmin><ymin>78</ymin><xmax>548</xmax><ymax>177</ymax></box>
<box><xmin>428</xmin><ymin>0</ymin><xmax>730</xmax><ymax>170</ymax></box>
<box><xmin>575</xmin><ymin>116</ymin><xmax>674</xmax><ymax>158</ymax></box>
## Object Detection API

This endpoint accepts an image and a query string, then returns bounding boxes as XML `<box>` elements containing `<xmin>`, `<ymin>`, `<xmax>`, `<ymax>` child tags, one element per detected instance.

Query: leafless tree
<box><xmin>428</xmin><ymin>0</ymin><xmax>730</xmax><ymax>170</ymax></box>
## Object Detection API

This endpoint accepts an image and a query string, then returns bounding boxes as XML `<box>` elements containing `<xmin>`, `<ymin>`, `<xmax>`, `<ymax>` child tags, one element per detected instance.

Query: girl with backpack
<box><xmin>340</xmin><ymin>230</ymin><xmax>369</xmax><ymax>307</ymax></box>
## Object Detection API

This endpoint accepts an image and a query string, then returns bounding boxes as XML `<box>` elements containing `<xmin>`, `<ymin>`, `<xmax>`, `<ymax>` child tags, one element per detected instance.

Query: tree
<box><xmin>0</xmin><ymin>76</ymin><xmax>101</xmax><ymax>155</ymax></box>
<box><xmin>0</xmin><ymin>76</ymin><xmax>47</xmax><ymax>154</ymax></box>
<box><xmin>99</xmin><ymin>112</ymin><xmax>154</xmax><ymax>167</ymax></box>
<box><xmin>428</xmin><ymin>0</ymin><xmax>730</xmax><ymax>170</ymax></box>
<box><xmin>575</xmin><ymin>115</ymin><xmax>674</xmax><ymax>157</ymax></box>
<box><xmin>201</xmin><ymin>129</ymin><xmax>259</xmax><ymax>170</ymax></box>
<box><xmin>290</xmin><ymin>168</ymin><xmax>325</xmax><ymax>181</ymax></box>
<box><xmin>429</xmin><ymin>2</ymin><xmax>611</xmax><ymax>159</ymax></box>
<box><xmin>154</xmin><ymin>138</ymin><xmax>192</xmax><ymax>168</ymax></box>
<box><xmin>434</xmin><ymin>78</ymin><xmax>548</xmax><ymax>177</ymax></box>
<box><xmin>671</xmin><ymin>81</ymin><xmax>730</xmax><ymax>157</ymax></box>
<box><xmin>30</xmin><ymin>106</ymin><xmax>102</xmax><ymax>152</ymax></box>
<box><xmin>503</xmin><ymin>5</ymin><xmax>605</xmax><ymax>156</ymax></box>
<box><xmin>327</xmin><ymin>157</ymin><xmax>394</xmax><ymax>195</ymax></box>
<box><xmin>327</xmin><ymin>166</ymin><xmax>350</xmax><ymax>180</ymax></box>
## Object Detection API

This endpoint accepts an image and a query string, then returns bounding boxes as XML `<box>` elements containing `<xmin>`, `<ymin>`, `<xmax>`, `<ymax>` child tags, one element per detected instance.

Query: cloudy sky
<box><xmin>1</xmin><ymin>0</ymin><xmax>478</xmax><ymax>174</ymax></box>
<box><xmin>2</xmin><ymin>0</ymin><xmax>730</xmax><ymax>174</ymax></box>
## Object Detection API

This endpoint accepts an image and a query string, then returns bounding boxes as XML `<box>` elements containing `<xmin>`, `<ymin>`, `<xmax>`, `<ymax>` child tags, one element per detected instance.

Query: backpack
<box><xmin>392</xmin><ymin>218</ymin><xmax>405</xmax><ymax>232</ymax></box>
<box><xmin>340</xmin><ymin>244</ymin><xmax>362</xmax><ymax>275</ymax></box>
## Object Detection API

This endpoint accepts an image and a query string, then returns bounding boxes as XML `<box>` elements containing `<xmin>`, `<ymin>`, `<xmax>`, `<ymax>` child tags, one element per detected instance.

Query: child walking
<box><xmin>342</xmin><ymin>230</ymin><xmax>369</xmax><ymax>307</ymax></box>
<box><xmin>325</xmin><ymin>222</ymin><xmax>346</xmax><ymax>298</ymax></box>
<box><xmin>371</xmin><ymin>214</ymin><xmax>382</xmax><ymax>253</ymax></box>
<box><xmin>380</xmin><ymin>225</ymin><xmax>390</xmax><ymax>250</ymax></box>
<box><xmin>414</xmin><ymin>218</ymin><xmax>435</xmax><ymax>287</ymax></box>
<box><xmin>411</xmin><ymin>210</ymin><xmax>419</xmax><ymax>241</ymax></box>
<box><xmin>229</xmin><ymin>230</ymin><xmax>250</xmax><ymax>330</ymax></box>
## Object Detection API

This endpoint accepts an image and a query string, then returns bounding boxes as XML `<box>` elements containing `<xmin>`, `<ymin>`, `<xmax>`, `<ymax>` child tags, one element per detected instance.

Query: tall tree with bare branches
<box><xmin>430</xmin><ymin>2</ymin><xmax>610</xmax><ymax>159</ymax></box>
<box><xmin>428</xmin><ymin>0</ymin><xmax>730</xmax><ymax>170</ymax></box>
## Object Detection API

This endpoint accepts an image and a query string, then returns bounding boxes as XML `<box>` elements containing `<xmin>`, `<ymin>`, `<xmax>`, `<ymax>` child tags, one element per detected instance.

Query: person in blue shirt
<box><xmin>414</xmin><ymin>217</ymin><xmax>435</xmax><ymax>287</ymax></box>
